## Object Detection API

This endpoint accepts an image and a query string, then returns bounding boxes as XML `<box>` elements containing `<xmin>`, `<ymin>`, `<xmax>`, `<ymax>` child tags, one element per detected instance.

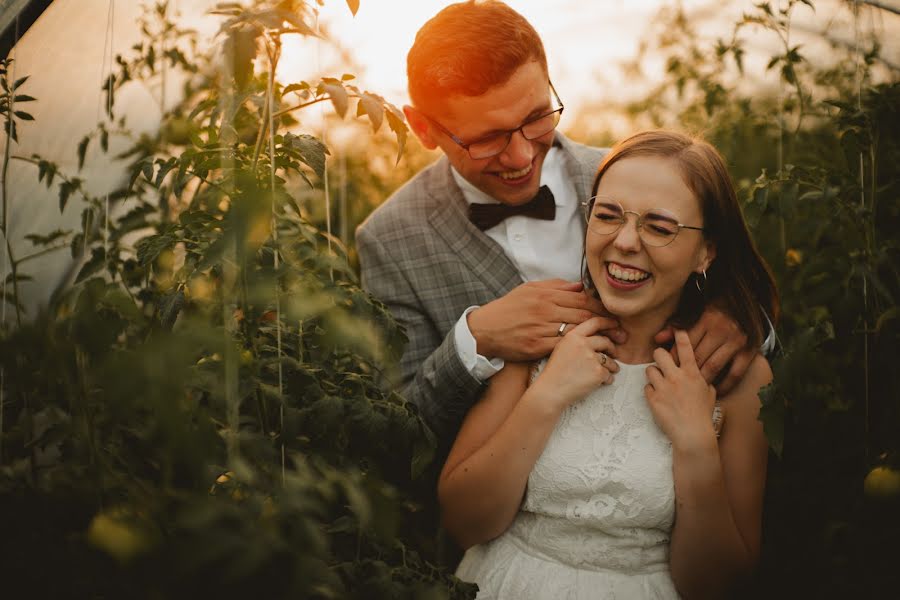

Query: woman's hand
<box><xmin>645</xmin><ymin>329</ymin><xmax>717</xmax><ymax>451</ymax></box>
<box><xmin>534</xmin><ymin>316</ymin><xmax>619</xmax><ymax>411</ymax></box>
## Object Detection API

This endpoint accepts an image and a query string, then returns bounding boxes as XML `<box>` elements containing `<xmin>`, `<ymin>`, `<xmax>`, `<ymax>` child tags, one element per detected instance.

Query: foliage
<box><xmin>0</xmin><ymin>1</ymin><xmax>474</xmax><ymax>598</ymax></box>
<box><xmin>590</xmin><ymin>1</ymin><xmax>900</xmax><ymax>595</ymax></box>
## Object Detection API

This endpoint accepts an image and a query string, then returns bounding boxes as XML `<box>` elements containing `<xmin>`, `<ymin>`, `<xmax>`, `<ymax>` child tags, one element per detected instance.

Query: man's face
<box><xmin>412</xmin><ymin>61</ymin><xmax>556</xmax><ymax>206</ymax></box>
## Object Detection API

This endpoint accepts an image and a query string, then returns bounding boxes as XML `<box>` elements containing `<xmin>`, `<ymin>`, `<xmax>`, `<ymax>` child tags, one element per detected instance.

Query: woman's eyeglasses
<box><xmin>581</xmin><ymin>196</ymin><xmax>705</xmax><ymax>247</ymax></box>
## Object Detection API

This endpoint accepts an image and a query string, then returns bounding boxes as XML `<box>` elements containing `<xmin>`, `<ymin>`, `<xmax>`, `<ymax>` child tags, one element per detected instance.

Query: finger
<box><xmin>646</xmin><ymin>364</ymin><xmax>664</xmax><ymax>387</ymax></box>
<box><xmin>590</xmin><ymin>347</ymin><xmax>619</xmax><ymax>373</ymax></box>
<box><xmin>674</xmin><ymin>325</ymin><xmax>707</xmax><ymax>367</ymax></box>
<box><xmin>528</xmin><ymin>278</ymin><xmax>583</xmax><ymax>291</ymax></box>
<box><xmin>691</xmin><ymin>331</ymin><xmax>722</xmax><ymax>370</ymax></box>
<box><xmin>674</xmin><ymin>330</ymin><xmax>699</xmax><ymax>374</ymax></box>
<box><xmin>552</xmin><ymin>308</ymin><xmax>614</xmax><ymax>331</ymax></box>
<box><xmin>587</xmin><ymin>335</ymin><xmax>616</xmax><ymax>354</ymax></box>
<box><xmin>570</xmin><ymin>315</ymin><xmax>613</xmax><ymax>337</ymax></box>
<box><xmin>601</xmin><ymin>325</ymin><xmax>627</xmax><ymax>345</ymax></box>
<box><xmin>583</xmin><ymin>295</ymin><xmax>613</xmax><ymax>317</ymax></box>
<box><xmin>653</xmin><ymin>324</ymin><xmax>675</xmax><ymax>346</ymax></box>
<box><xmin>715</xmin><ymin>347</ymin><xmax>758</xmax><ymax>394</ymax></box>
<box><xmin>644</xmin><ymin>383</ymin><xmax>656</xmax><ymax>402</ymax></box>
<box><xmin>548</xmin><ymin>288</ymin><xmax>614</xmax><ymax>318</ymax></box>
<box><xmin>699</xmin><ymin>339</ymin><xmax>745</xmax><ymax>384</ymax></box>
<box><xmin>653</xmin><ymin>346</ymin><xmax>678</xmax><ymax>377</ymax></box>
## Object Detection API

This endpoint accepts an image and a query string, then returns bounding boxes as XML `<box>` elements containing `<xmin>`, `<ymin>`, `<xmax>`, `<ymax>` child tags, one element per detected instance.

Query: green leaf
<box><xmin>142</xmin><ymin>159</ymin><xmax>154</xmax><ymax>182</ymax></box>
<box><xmin>284</xmin><ymin>132</ymin><xmax>329</xmax><ymax>180</ymax></box>
<box><xmin>875</xmin><ymin>307</ymin><xmax>900</xmax><ymax>334</ymax></box>
<box><xmin>13</xmin><ymin>110</ymin><xmax>33</xmax><ymax>120</ymax></box>
<box><xmin>155</xmin><ymin>157</ymin><xmax>177</xmax><ymax>188</ymax></box>
<box><xmin>75</xmin><ymin>247</ymin><xmax>106</xmax><ymax>283</ymax></box>
<box><xmin>12</xmin><ymin>75</ymin><xmax>29</xmax><ymax>90</ymax></box>
<box><xmin>58</xmin><ymin>181</ymin><xmax>74</xmax><ymax>212</ymax></box>
<box><xmin>358</xmin><ymin>92</ymin><xmax>383</xmax><ymax>133</ymax></box>
<box><xmin>384</xmin><ymin>105</ymin><xmax>407</xmax><ymax>164</ymax></box>
<box><xmin>13</xmin><ymin>94</ymin><xmax>36</xmax><ymax>102</ymax></box>
<box><xmin>25</xmin><ymin>229</ymin><xmax>69</xmax><ymax>247</ymax></box>
<box><xmin>345</xmin><ymin>0</ymin><xmax>360</xmax><ymax>16</ymax></box>
<box><xmin>77</xmin><ymin>136</ymin><xmax>90</xmax><ymax>170</ymax></box>
<box><xmin>757</xmin><ymin>382</ymin><xmax>784</xmax><ymax>457</ymax></box>
<box><xmin>322</xmin><ymin>82</ymin><xmax>348</xmax><ymax>118</ymax></box>
<box><xmin>158</xmin><ymin>288</ymin><xmax>185</xmax><ymax>330</ymax></box>
<box><xmin>283</xmin><ymin>82</ymin><xmax>309</xmax><ymax>95</ymax></box>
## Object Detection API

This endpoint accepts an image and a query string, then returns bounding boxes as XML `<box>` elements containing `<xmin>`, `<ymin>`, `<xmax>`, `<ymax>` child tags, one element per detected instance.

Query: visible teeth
<box><xmin>499</xmin><ymin>164</ymin><xmax>532</xmax><ymax>180</ymax></box>
<box><xmin>607</xmin><ymin>263</ymin><xmax>650</xmax><ymax>282</ymax></box>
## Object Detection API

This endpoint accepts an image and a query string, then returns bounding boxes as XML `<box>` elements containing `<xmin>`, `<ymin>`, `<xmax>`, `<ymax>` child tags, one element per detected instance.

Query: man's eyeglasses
<box><xmin>421</xmin><ymin>82</ymin><xmax>564</xmax><ymax>160</ymax></box>
<box><xmin>581</xmin><ymin>196</ymin><xmax>706</xmax><ymax>247</ymax></box>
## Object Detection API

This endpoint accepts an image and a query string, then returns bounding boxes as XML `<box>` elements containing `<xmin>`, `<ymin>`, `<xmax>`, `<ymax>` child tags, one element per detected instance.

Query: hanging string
<box><xmin>106</xmin><ymin>2</ymin><xmax>114</xmax><ymax>260</ymax></box>
<box><xmin>160</xmin><ymin>1</ymin><xmax>168</xmax><ymax>116</ymax></box>
<box><xmin>852</xmin><ymin>0</ymin><xmax>870</xmax><ymax>457</ymax></box>
<box><xmin>96</xmin><ymin>1</ymin><xmax>115</xmax><ymax>262</ymax></box>
<box><xmin>264</xmin><ymin>40</ymin><xmax>285</xmax><ymax>485</ymax></box>
<box><xmin>314</xmin><ymin>9</ymin><xmax>333</xmax><ymax>282</ymax></box>
<box><xmin>0</xmin><ymin>14</ymin><xmax>19</xmax><ymax>466</ymax></box>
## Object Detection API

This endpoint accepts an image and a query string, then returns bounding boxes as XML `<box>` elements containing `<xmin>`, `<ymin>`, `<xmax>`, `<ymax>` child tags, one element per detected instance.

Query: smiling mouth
<box><xmin>497</xmin><ymin>162</ymin><xmax>533</xmax><ymax>180</ymax></box>
<box><xmin>607</xmin><ymin>262</ymin><xmax>651</xmax><ymax>283</ymax></box>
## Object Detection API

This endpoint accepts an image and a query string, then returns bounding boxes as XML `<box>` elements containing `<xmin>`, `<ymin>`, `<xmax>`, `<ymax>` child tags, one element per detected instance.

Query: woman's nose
<box><xmin>612</xmin><ymin>215</ymin><xmax>643</xmax><ymax>253</ymax></box>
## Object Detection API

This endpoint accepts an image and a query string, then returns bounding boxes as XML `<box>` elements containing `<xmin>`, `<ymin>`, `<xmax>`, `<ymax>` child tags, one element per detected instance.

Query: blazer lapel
<box><xmin>426</xmin><ymin>158</ymin><xmax>522</xmax><ymax>298</ymax></box>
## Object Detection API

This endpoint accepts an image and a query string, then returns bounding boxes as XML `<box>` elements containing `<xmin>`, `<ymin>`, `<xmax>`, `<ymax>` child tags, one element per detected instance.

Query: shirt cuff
<box><xmin>454</xmin><ymin>306</ymin><xmax>505</xmax><ymax>381</ymax></box>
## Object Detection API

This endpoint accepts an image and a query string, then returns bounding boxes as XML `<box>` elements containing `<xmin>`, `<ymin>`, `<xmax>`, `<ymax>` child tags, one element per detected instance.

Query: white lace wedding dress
<box><xmin>455</xmin><ymin>361</ymin><xmax>681</xmax><ymax>599</ymax></box>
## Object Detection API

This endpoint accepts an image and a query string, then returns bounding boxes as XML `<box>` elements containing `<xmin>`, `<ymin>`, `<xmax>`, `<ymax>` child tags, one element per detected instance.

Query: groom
<box><xmin>356</xmin><ymin>0</ymin><xmax>758</xmax><ymax>446</ymax></box>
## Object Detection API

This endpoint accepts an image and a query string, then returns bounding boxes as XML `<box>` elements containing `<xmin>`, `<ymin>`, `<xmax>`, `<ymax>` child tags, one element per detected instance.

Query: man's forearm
<box><xmin>399</xmin><ymin>327</ymin><xmax>486</xmax><ymax>447</ymax></box>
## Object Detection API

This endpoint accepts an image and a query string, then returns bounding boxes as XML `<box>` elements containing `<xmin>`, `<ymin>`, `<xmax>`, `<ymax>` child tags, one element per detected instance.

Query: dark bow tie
<box><xmin>468</xmin><ymin>185</ymin><xmax>556</xmax><ymax>231</ymax></box>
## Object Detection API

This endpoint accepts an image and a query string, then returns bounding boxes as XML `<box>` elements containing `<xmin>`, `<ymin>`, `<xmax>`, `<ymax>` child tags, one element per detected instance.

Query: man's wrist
<box><xmin>454</xmin><ymin>306</ymin><xmax>504</xmax><ymax>381</ymax></box>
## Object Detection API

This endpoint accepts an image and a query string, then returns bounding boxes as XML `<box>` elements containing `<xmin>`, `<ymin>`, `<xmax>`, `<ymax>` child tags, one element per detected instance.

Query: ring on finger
<box><xmin>598</xmin><ymin>352</ymin><xmax>607</xmax><ymax>366</ymax></box>
<box><xmin>557</xmin><ymin>322</ymin><xmax>567</xmax><ymax>337</ymax></box>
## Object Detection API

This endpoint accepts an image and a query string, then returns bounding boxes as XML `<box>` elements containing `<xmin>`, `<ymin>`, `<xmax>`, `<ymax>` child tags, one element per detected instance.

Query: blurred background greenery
<box><xmin>0</xmin><ymin>0</ymin><xmax>898</xmax><ymax>598</ymax></box>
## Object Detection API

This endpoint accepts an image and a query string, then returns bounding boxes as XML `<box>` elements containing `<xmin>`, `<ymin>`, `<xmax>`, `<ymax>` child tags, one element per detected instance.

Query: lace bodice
<box><xmin>455</xmin><ymin>360</ymin><xmax>681</xmax><ymax>599</ymax></box>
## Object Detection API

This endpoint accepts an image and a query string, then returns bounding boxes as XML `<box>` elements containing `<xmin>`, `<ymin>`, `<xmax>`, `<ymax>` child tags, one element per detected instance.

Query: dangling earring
<box><xmin>695</xmin><ymin>269</ymin><xmax>707</xmax><ymax>294</ymax></box>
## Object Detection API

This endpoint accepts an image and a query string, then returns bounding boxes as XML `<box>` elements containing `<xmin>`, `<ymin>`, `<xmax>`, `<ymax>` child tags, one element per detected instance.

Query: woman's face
<box><xmin>585</xmin><ymin>155</ymin><xmax>715</xmax><ymax>326</ymax></box>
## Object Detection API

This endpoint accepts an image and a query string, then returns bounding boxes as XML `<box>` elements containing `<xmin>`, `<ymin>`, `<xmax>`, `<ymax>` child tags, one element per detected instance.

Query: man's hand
<box><xmin>653</xmin><ymin>305</ymin><xmax>756</xmax><ymax>395</ymax></box>
<box><xmin>467</xmin><ymin>279</ymin><xmax>625</xmax><ymax>362</ymax></box>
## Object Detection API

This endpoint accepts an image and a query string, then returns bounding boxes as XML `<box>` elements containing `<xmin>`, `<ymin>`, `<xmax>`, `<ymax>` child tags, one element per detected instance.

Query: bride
<box><xmin>439</xmin><ymin>130</ymin><xmax>779</xmax><ymax>599</ymax></box>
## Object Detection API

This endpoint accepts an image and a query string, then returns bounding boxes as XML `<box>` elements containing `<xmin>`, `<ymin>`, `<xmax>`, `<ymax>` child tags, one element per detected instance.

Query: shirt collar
<box><xmin>451</xmin><ymin>145</ymin><xmax>567</xmax><ymax>207</ymax></box>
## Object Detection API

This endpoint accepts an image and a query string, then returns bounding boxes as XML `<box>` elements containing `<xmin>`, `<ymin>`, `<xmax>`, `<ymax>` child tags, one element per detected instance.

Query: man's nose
<box><xmin>499</xmin><ymin>130</ymin><xmax>534</xmax><ymax>167</ymax></box>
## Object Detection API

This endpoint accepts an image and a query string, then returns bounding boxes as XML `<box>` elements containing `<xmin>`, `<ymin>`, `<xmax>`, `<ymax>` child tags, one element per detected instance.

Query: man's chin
<box><xmin>489</xmin><ymin>180</ymin><xmax>541</xmax><ymax>206</ymax></box>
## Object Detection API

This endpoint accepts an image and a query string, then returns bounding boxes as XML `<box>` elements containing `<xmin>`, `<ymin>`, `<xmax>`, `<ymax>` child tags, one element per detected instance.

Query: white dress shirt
<box><xmin>452</xmin><ymin>147</ymin><xmax>584</xmax><ymax>380</ymax></box>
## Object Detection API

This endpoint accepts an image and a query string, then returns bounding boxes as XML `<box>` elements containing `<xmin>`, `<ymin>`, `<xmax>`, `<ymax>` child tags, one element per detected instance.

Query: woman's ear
<box><xmin>697</xmin><ymin>240</ymin><xmax>716</xmax><ymax>273</ymax></box>
<box><xmin>403</xmin><ymin>105</ymin><xmax>439</xmax><ymax>150</ymax></box>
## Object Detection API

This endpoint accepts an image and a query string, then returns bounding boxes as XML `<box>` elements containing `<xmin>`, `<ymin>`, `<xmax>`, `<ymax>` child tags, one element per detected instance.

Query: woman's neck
<box><xmin>614</xmin><ymin>312</ymin><xmax>671</xmax><ymax>364</ymax></box>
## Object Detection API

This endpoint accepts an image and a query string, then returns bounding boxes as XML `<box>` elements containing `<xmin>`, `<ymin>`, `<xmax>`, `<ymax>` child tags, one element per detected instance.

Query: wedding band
<box><xmin>557</xmin><ymin>322</ymin><xmax>567</xmax><ymax>337</ymax></box>
<box><xmin>599</xmin><ymin>353</ymin><xmax>607</xmax><ymax>365</ymax></box>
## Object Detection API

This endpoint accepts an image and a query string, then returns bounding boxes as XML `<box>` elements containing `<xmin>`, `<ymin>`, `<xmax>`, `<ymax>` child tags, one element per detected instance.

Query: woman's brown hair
<box><xmin>584</xmin><ymin>130</ymin><xmax>779</xmax><ymax>348</ymax></box>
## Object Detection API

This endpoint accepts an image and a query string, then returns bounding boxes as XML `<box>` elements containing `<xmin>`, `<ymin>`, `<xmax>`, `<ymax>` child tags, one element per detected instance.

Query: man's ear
<box><xmin>403</xmin><ymin>105</ymin><xmax>439</xmax><ymax>150</ymax></box>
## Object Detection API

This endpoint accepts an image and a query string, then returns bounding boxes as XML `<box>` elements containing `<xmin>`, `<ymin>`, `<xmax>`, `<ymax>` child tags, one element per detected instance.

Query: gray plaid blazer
<box><xmin>356</xmin><ymin>133</ymin><xmax>608</xmax><ymax>444</ymax></box>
